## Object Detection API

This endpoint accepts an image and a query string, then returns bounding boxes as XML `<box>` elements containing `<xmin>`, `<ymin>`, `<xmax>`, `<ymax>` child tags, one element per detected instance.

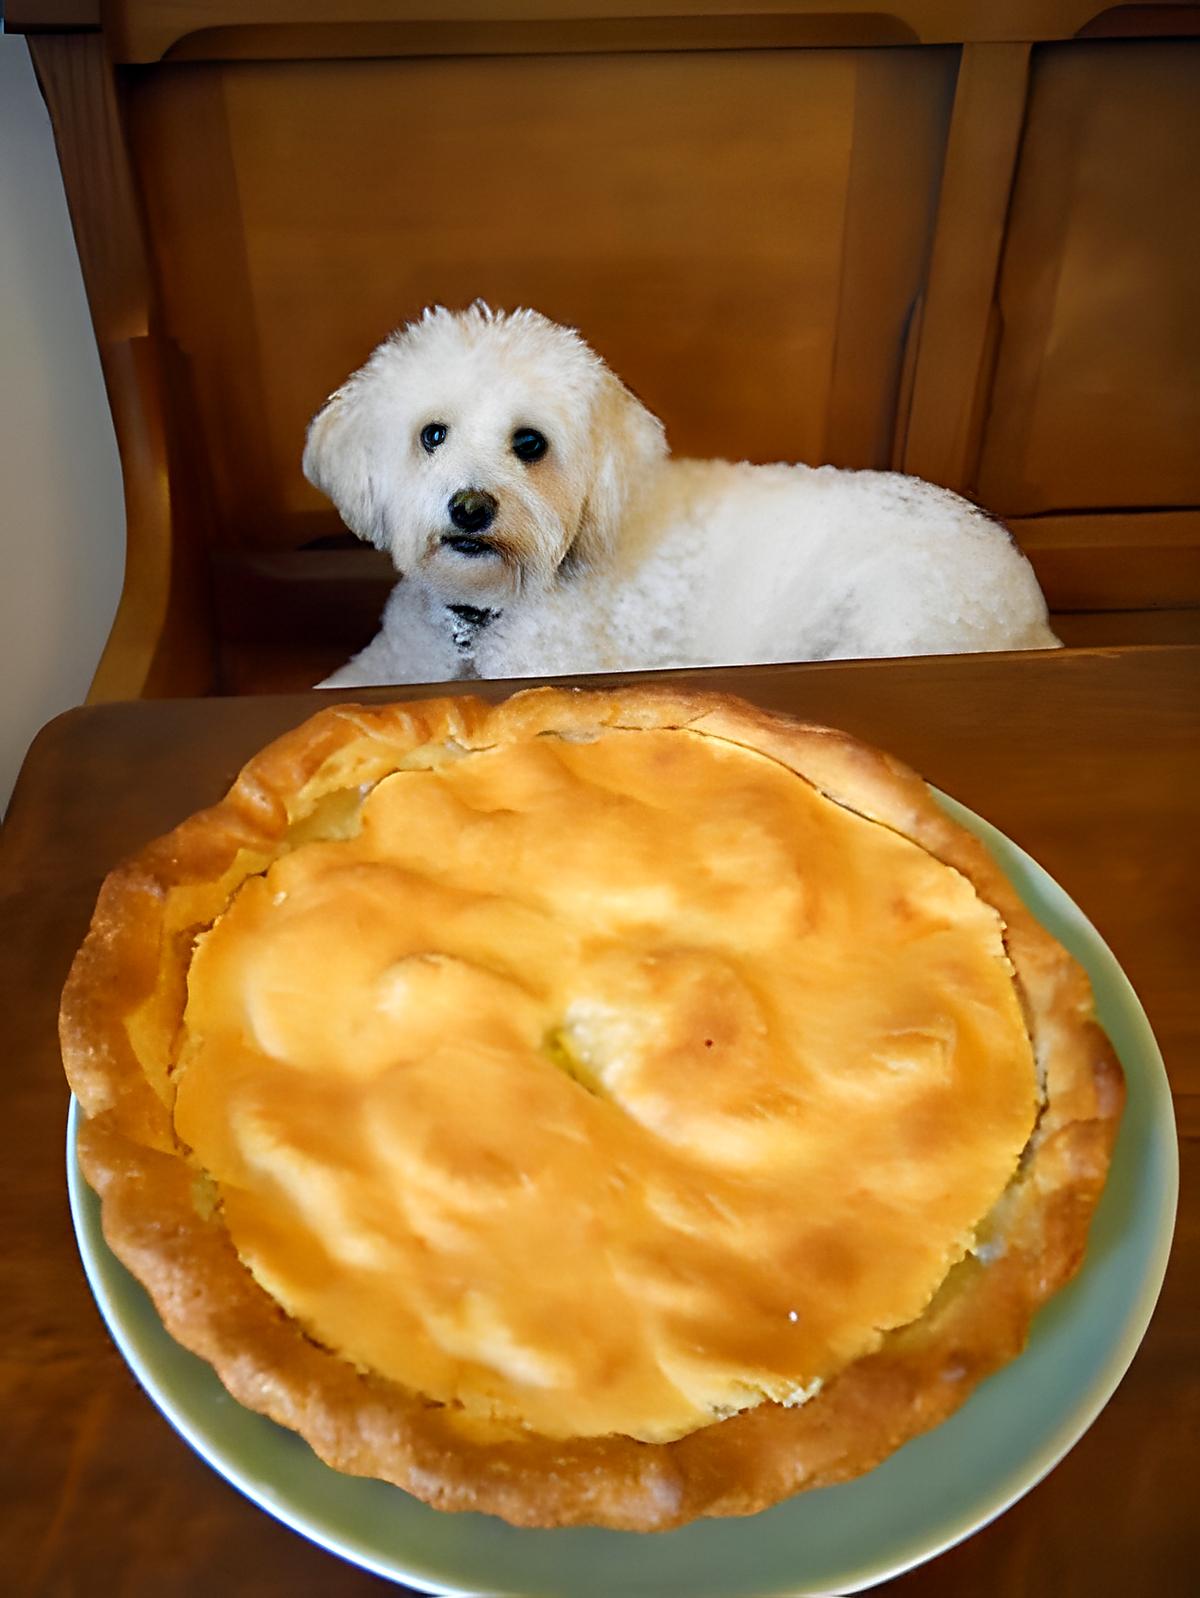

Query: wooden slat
<box><xmin>104</xmin><ymin>8</ymin><xmax>1200</xmax><ymax>64</ymax></box>
<box><xmin>159</xmin><ymin>15</ymin><xmax>922</xmax><ymax>65</ymax></box>
<box><xmin>1052</xmin><ymin>608</ymin><xmax>1200</xmax><ymax>647</ymax></box>
<box><xmin>86</xmin><ymin>1</ymin><xmax>1190</xmax><ymax>66</ymax></box>
<box><xmin>27</xmin><ymin>33</ymin><xmax>149</xmax><ymax>344</ymax></box>
<box><xmin>1014</xmin><ymin>510</ymin><xmax>1200</xmax><ymax>612</ymax></box>
<box><xmin>29</xmin><ymin>35</ymin><xmax>215</xmax><ymax>700</ymax></box>
<box><xmin>11</xmin><ymin>3</ymin><xmax>1197</xmax><ymax>53</ymax></box>
<box><xmin>900</xmin><ymin>42</ymin><xmax>1030</xmax><ymax>493</ymax></box>
<box><xmin>86</xmin><ymin>338</ymin><xmax>217</xmax><ymax>701</ymax></box>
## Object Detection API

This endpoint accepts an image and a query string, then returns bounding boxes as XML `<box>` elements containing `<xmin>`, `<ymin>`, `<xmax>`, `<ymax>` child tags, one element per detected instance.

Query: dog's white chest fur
<box><xmin>305</xmin><ymin>306</ymin><xmax>1058</xmax><ymax>690</ymax></box>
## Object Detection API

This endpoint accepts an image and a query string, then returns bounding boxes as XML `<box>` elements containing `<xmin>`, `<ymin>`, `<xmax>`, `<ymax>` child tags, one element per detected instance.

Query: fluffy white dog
<box><xmin>304</xmin><ymin>304</ymin><xmax>1058</xmax><ymax>687</ymax></box>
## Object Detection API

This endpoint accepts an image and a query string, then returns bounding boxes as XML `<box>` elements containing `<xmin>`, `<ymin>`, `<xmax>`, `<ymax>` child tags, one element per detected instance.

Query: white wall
<box><xmin>0</xmin><ymin>32</ymin><xmax>124</xmax><ymax>812</ymax></box>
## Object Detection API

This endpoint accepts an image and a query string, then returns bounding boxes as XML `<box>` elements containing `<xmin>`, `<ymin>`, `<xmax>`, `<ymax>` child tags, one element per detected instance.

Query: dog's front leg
<box><xmin>317</xmin><ymin>635</ymin><xmax>397</xmax><ymax>689</ymax></box>
<box><xmin>316</xmin><ymin>582</ymin><xmax>464</xmax><ymax>689</ymax></box>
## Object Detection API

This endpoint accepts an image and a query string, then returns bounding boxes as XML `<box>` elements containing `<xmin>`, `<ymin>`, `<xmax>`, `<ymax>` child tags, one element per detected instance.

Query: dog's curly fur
<box><xmin>304</xmin><ymin>305</ymin><xmax>1059</xmax><ymax>687</ymax></box>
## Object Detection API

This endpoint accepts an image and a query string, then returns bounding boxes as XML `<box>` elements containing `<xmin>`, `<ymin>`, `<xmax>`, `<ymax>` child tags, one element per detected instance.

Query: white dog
<box><xmin>304</xmin><ymin>304</ymin><xmax>1058</xmax><ymax>687</ymax></box>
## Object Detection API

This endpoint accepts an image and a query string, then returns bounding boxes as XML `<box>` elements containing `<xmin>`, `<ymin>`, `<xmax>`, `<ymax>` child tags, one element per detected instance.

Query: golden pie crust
<box><xmin>60</xmin><ymin>687</ymin><xmax>1123</xmax><ymax>1530</ymax></box>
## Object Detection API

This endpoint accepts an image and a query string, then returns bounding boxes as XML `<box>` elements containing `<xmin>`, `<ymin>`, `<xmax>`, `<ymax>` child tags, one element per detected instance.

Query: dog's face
<box><xmin>303</xmin><ymin>305</ymin><xmax>666</xmax><ymax>607</ymax></box>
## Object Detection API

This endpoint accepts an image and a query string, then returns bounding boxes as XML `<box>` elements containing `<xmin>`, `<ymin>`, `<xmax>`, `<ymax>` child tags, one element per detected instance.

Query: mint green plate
<box><xmin>67</xmin><ymin>795</ymin><xmax>1177</xmax><ymax>1596</ymax></box>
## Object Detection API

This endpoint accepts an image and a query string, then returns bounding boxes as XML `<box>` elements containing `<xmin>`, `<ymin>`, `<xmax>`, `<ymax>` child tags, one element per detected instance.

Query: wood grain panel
<box><xmin>977</xmin><ymin>41</ymin><xmax>1200</xmax><ymax>517</ymax></box>
<box><xmin>125</xmin><ymin>68</ymin><xmax>278</xmax><ymax>536</ymax></box>
<box><xmin>127</xmin><ymin>47</ymin><xmax>954</xmax><ymax>550</ymax></box>
<box><xmin>822</xmin><ymin>48</ymin><xmax>954</xmax><ymax>467</ymax></box>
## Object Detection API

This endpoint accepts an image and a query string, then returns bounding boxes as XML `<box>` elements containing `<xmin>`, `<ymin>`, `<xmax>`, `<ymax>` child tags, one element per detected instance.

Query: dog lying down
<box><xmin>304</xmin><ymin>304</ymin><xmax>1059</xmax><ymax>687</ymax></box>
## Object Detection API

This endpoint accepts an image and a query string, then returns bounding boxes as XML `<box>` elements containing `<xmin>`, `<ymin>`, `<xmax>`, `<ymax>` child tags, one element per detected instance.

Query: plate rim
<box><xmin>66</xmin><ymin>793</ymin><xmax>1180</xmax><ymax>1597</ymax></box>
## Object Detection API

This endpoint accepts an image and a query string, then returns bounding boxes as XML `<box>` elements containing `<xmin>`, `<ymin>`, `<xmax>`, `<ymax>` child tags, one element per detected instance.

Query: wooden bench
<box><xmin>12</xmin><ymin>0</ymin><xmax>1200</xmax><ymax>697</ymax></box>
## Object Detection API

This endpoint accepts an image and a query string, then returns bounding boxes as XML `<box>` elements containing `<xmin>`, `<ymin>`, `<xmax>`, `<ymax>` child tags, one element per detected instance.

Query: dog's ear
<box><xmin>573</xmin><ymin>371</ymin><xmax>666</xmax><ymax>569</ymax></box>
<box><xmin>302</xmin><ymin>381</ymin><xmax>390</xmax><ymax>551</ymax></box>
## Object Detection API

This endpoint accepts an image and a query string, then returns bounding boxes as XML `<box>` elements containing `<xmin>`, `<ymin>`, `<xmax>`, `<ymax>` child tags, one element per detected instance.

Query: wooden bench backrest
<box><xmin>13</xmin><ymin>1</ymin><xmax>1200</xmax><ymax>695</ymax></box>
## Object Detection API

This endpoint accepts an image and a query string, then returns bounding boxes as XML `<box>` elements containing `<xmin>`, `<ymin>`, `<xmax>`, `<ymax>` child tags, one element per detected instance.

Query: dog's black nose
<box><xmin>448</xmin><ymin>488</ymin><xmax>498</xmax><ymax>534</ymax></box>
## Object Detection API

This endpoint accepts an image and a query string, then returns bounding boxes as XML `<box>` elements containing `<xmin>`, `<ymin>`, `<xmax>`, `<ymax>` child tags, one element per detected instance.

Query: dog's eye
<box><xmin>421</xmin><ymin>422</ymin><xmax>448</xmax><ymax>453</ymax></box>
<box><xmin>512</xmin><ymin>428</ymin><xmax>548</xmax><ymax>463</ymax></box>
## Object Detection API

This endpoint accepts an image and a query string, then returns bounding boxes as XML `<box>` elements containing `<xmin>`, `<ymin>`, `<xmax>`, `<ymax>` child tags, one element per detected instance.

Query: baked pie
<box><xmin>60</xmin><ymin>687</ymin><xmax>1123</xmax><ymax>1530</ymax></box>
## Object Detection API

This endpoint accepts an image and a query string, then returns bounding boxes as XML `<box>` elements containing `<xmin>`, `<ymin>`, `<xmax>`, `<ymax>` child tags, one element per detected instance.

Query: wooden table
<box><xmin>2</xmin><ymin>645</ymin><xmax>1196</xmax><ymax>1597</ymax></box>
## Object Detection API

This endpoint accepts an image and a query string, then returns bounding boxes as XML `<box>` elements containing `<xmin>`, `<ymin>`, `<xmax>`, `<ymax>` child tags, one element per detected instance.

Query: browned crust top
<box><xmin>60</xmin><ymin>686</ymin><xmax>1124</xmax><ymax>1530</ymax></box>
